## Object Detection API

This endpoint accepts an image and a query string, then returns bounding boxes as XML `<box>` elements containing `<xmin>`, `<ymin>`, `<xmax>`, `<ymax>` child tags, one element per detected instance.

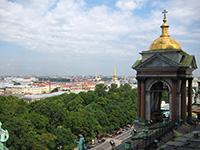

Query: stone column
<box><xmin>181</xmin><ymin>78</ymin><xmax>186</xmax><ymax>122</ymax></box>
<box><xmin>171</xmin><ymin>78</ymin><xmax>177</xmax><ymax>120</ymax></box>
<box><xmin>140</xmin><ymin>78</ymin><xmax>146</xmax><ymax>121</ymax></box>
<box><xmin>169</xmin><ymin>93</ymin><xmax>172</xmax><ymax>121</ymax></box>
<box><xmin>146</xmin><ymin>92</ymin><xmax>151</xmax><ymax>121</ymax></box>
<box><xmin>188</xmin><ymin>78</ymin><xmax>193</xmax><ymax>121</ymax></box>
<box><xmin>136</xmin><ymin>78</ymin><xmax>141</xmax><ymax>120</ymax></box>
<box><xmin>198</xmin><ymin>81</ymin><xmax>200</xmax><ymax>93</ymax></box>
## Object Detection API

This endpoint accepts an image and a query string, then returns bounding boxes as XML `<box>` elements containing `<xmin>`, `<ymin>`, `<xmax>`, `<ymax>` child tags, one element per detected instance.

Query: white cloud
<box><xmin>115</xmin><ymin>0</ymin><xmax>145</xmax><ymax>11</ymax></box>
<box><xmin>0</xmin><ymin>0</ymin><xmax>199</xmax><ymax>74</ymax></box>
<box><xmin>167</xmin><ymin>0</ymin><xmax>200</xmax><ymax>25</ymax></box>
<box><xmin>180</xmin><ymin>39</ymin><xmax>200</xmax><ymax>45</ymax></box>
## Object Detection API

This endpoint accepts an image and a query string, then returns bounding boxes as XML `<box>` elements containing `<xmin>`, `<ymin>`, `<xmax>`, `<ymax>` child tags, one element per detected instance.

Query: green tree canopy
<box><xmin>95</xmin><ymin>84</ymin><xmax>107</xmax><ymax>97</ymax></box>
<box><xmin>0</xmin><ymin>83</ymin><xmax>137</xmax><ymax>149</ymax></box>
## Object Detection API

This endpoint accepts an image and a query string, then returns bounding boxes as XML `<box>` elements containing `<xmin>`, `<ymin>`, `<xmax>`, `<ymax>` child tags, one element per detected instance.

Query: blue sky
<box><xmin>0</xmin><ymin>0</ymin><xmax>200</xmax><ymax>76</ymax></box>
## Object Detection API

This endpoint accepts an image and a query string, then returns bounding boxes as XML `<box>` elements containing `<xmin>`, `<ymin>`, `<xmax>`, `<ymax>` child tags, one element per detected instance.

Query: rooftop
<box><xmin>158</xmin><ymin>123</ymin><xmax>200</xmax><ymax>150</ymax></box>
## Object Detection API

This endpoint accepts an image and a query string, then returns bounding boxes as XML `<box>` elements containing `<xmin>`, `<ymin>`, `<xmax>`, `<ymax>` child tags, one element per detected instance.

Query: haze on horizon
<box><xmin>0</xmin><ymin>0</ymin><xmax>200</xmax><ymax>77</ymax></box>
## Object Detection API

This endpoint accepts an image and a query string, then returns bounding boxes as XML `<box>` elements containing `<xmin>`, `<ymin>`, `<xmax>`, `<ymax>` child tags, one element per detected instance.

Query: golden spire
<box><xmin>112</xmin><ymin>64</ymin><xmax>118</xmax><ymax>81</ymax></box>
<box><xmin>95</xmin><ymin>73</ymin><xmax>97</xmax><ymax>80</ymax></box>
<box><xmin>114</xmin><ymin>64</ymin><xmax>116</xmax><ymax>76</ymax></box>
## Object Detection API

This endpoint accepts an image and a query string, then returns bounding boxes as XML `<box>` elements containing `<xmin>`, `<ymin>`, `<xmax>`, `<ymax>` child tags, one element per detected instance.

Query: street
<box><xmin>92</xmin><ymin>128</ymin><xmax>132</xmax><ymax>150</ymax></box>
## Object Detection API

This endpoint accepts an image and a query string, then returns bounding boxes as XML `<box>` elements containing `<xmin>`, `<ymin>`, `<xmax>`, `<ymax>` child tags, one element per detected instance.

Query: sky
<box><xmin>0</xmin><ymin>0</ymin><xmax>200</xmax><ymax>76</ymax></box>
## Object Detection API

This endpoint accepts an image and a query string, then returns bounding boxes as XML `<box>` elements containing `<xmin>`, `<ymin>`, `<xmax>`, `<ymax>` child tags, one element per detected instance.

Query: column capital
<box><xmin>136</xmin><ymin>77</ymin><xmax>141</xmax><ymax>83</ymax></box>
<box><xmin>187</xmin><ymin>78</ymin><xmax>193</xmax><ymax>82</ymax></box>
<box><xmin>136</xmin><ymin>77</ymin><xmax>146</xmax><ymax>83</ymax></box>
<box><xmin>180</xmin><ymin>77</ymin><xmax>187</xmax><ymax>81</ymax></box>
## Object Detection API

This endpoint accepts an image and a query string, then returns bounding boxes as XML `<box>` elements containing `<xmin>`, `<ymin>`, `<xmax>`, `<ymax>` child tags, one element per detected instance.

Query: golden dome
<box><xmin>149</xmin><ymin>10</ymin><xmax>182</xmax><ymax>51</ymax></box>
<box><xmin>149</xmin><ymin>36</ymin><xmax>182</xmax><ymax>50</ymax></box>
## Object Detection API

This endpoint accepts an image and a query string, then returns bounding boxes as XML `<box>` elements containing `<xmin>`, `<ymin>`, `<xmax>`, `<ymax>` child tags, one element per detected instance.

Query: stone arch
<box><xmin>147</xmin><ymin>79</ymin><xmax>172</xmax><ymax>93</ymax></box>
<box><xmin>147</xmin><ymin>79</ymin><xmax>172</xmax><ymax>121</ymax></box>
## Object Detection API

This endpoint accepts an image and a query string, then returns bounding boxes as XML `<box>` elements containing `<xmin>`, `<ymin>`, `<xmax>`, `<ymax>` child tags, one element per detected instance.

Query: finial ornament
<box><xmin>162</xmin><ymin>9</ymin><xmax>168</xmax><ymax>23</ymax></box>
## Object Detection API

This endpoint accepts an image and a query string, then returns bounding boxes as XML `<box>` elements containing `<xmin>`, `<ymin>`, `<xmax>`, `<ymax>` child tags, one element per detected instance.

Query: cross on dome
<box><xmin>162</xmin><ymin>10</ymin><xmax>168</xmax><ymax>23</ymax></box>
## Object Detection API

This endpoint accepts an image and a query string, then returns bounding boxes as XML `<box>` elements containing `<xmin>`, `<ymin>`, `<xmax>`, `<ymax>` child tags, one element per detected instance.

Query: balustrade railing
<box><xmin>115</xmin><ymin>117</ymin><xmax>180</xmax><ymax>150</ymax></box>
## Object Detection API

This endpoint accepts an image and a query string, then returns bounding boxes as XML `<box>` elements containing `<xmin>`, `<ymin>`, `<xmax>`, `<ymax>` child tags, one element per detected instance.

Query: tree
<box><xmin>161</xmin><ymin>91</ymin><xmax>169</xmax><ymax>103</ymax></box>
<box><xmin>95</xmin><ymin>84</ymin><xmax>107</xmax><ymax>97</ymax></box>
<box><xmin>120</xmin><ymin>83</ymin><xmax>132</xmax><ymax>92</ymax></box>
<box><xmin>13</xmin><ymin>82</ymin><xmax>21</xmax><ymax>85</ymax></box>
<box><xmin>3</xmin><ymin>117</ymin><xmax>35</xmax><ymax>150</ymax></box>
<box><xmin>51</xmin><ymin>127</ymin><xmax>76</xmax><ymax>150</ymax></box>
<box><xmin>67</xmin><ymin>95</ymin><xmax>84</xmax><ymax>111</ymax></box>
<box><xmin>28</xmin><ymin>113</ymin><xmax>49</xmax><ymax>134</ymax></box>
<box><xmin>79</xmin><ymin>91</ymin><xmax>97</xmax><ymax>105</ymax></box>
<box><xmin>37</xmin><ymin>132</ymin><xmax>57</xmax><ymax>150</ymax></box>
<box><xmin>0</xmin><ymin>83</ymin><xmax>138</xmax><ymax>149</ymax></box>
<box><xmin>47</xmin><ymin>99</ymin><xmax>67</xmax><ymax>126</ymax></box>
<box><xmin>109</xmin><ymin>83</ymin><xmax>118</xmax><ymax>93</ymax></box>
<box><xmin>95</xmin><ymin>97</ymin><xmax>107</xmax><ymax>107</ymax></box>
<box><xmin>51</xmin><ymin>88</ymin><xmax>58</xmax><ymax>93</ymax></box>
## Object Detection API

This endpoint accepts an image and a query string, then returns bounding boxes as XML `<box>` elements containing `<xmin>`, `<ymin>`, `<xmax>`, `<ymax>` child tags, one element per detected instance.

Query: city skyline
<box><xmin>0</xmin><ymin>0</ymin><xmax>200</xmax><ymax>76</ymax></box>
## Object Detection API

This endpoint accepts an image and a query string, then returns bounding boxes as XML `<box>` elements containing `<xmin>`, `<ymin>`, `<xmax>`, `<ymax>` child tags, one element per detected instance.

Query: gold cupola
<box><xmin>149</xmin><ymin>10</ymin><xmax>182</xmax><ymax>51</ymax></box>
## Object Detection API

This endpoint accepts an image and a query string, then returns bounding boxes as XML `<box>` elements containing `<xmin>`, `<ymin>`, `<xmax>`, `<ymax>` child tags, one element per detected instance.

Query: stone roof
<box><xmin>157</xmin><ymin>123</ymin><xmax>200</xmax><ymax>150</ymax></box>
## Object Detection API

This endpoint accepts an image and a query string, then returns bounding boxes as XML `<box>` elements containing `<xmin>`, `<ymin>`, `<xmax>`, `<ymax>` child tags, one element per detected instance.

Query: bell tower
<box><xmin>132</xmin><ymin>10</ymin><xmax>197</xmax><ymax>124</ymax></box>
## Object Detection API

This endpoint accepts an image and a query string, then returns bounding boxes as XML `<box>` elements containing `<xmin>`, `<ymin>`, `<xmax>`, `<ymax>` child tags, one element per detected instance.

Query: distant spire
<box><xmin>95</xmin><ymin>73</ymin><xmax>97</xmax><ymax>80</ymax></box>
<box><xmin>112</xmin><ymin>64</ymin><xmax>118</xmax><ymax>81</ymax></box>
<box><xmin>114</xmin><ymin>64</ymin><xmax>116</xmax><ymax>76</ymax></box>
